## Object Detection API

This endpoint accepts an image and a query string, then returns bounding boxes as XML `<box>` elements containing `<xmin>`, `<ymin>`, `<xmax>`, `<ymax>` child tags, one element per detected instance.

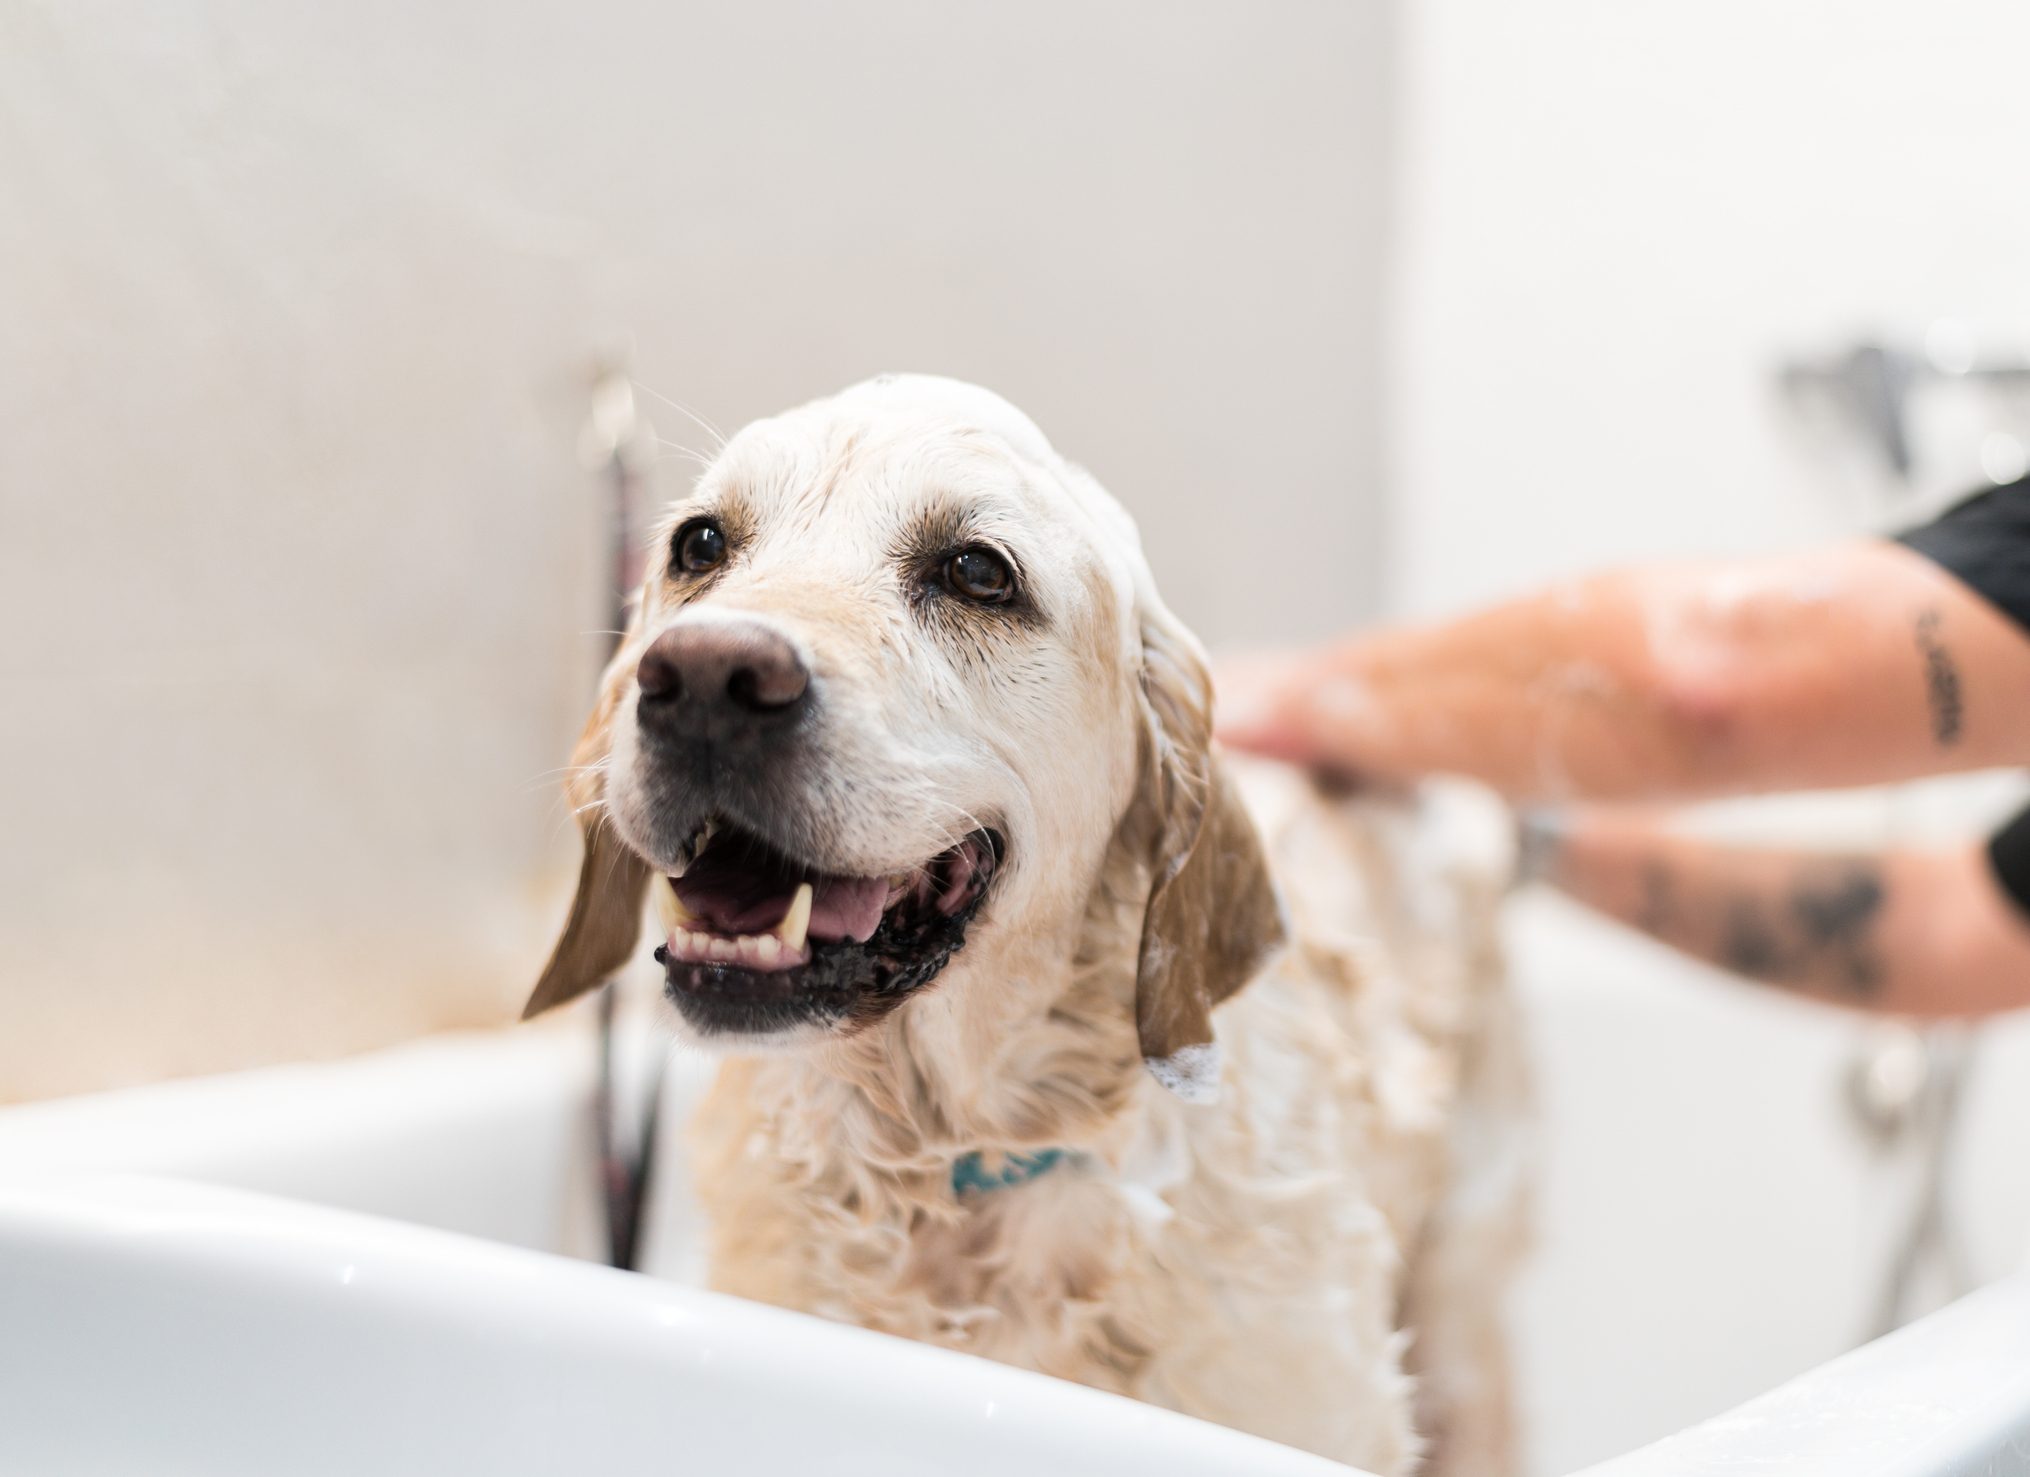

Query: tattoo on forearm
<box><xmin>1706</xmin><ymin>862</ymin><xmax>1888</xmax><ymax>996</ymax></box>
<box><xmin>1915</xmin><ymin>609</ymin><xmax>1964</xmax><ymax>748</ymax></box>
<box><xmin>1721</xmin><ymin>900</ymin><xmax>1786</xmax><ymax>978</ymax></box>
<box><xmin>1790</xmin><ymin>864</ymin><xmax>1886</xmax><ymax>995</ymax></box>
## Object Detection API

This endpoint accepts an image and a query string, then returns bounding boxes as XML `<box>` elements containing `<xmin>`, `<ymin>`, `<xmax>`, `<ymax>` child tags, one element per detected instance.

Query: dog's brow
<box><xmin>892</xmin><ymin>496</ymin><xmax>1032</xmax><ymax>565</ymax></box>
<box><xmin>895</xmin><ymin>502</ymin><xmax>977</xmax><ymax>558</ymax></box>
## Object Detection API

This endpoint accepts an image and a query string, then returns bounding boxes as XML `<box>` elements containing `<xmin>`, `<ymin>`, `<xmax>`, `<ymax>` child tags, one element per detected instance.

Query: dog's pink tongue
<box><xmin>674</xmin><ymin>870</ymin><xmax>784</xmax><ymax>934</ymax></box>
<box><xmin>807</xmin><ymin>876</ymin><xmax>888</xmax><ymax>943</ymax></box>
<box><xmin>674</xmin><ymin>869</ymin><xmax>889</xmax><ymax>943</ymax></box>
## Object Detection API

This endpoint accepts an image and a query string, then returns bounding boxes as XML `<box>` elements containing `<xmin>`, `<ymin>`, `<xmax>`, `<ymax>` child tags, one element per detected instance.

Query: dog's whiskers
<box><xmin>654</xmin><ymin>438</ymin><xmax>717</xmax><ymax>472</ymax></box>
<box><xmin>631</xmin><ymin>380</ymin><xmax>728</xmax><ymax>454</ymax></box>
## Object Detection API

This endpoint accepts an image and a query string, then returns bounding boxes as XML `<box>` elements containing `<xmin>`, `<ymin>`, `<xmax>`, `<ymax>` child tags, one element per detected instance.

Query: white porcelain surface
<box><xmin>1578</xmin><ymin>1271</ymin><xmax>2030</xmax><ymax>1477</ymax></box>
<box><xmin>0</xmin><ymin>1027</ymin><xmax>594</xmax><ymax>1229</ymax></box>
<box><xmin>0</xmin><ymin>1177</ymin><xmax>1358</xmax><ymax>1477</ymax></box>
<box><xmin>7</xmin><ymin>991</ymin><xmax>2030</xmax><ymax>1474</ymax></box>
<box><xmin>1508</xmin><ymin>893</ymin><xmax>2030</xmax><ymax>1470</ymax></box>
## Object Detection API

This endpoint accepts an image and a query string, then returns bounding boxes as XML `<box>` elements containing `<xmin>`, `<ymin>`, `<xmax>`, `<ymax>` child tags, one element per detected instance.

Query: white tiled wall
<box><xmin>1388</xmin><ymin>0</ymin><xmax>2030</xmax><ymax>617</ymax></box>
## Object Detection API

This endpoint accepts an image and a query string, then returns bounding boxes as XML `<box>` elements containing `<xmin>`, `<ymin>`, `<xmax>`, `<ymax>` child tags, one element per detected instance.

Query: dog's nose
<box><xmin>635</xmin><ymin>620</ymin><xmax>811</xmax><ymax>735</ymax></box>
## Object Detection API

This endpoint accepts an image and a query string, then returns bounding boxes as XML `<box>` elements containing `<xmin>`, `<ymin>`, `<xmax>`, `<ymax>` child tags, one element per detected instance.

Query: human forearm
<box><xmin>1218</xmin><ymin>542</ymin><xmax>2030</xmax><ymax>804</ymax></box>
<box><xmin>1266</xmin><ymin>572</ymin><xmax>1695</xmax><ymax>800</ymax></box>
<box><xmin>1528</xmin><ymin>812</ymin><xmax>2030</xmax><ymax>1017</ymax></box>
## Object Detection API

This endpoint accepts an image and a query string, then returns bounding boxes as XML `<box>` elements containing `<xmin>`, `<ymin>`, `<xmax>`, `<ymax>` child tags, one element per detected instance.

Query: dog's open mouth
<box><xmin>650</xmin><ymin>820</ymin><xmax>1003</xmax><ymax>1037</ymax></box>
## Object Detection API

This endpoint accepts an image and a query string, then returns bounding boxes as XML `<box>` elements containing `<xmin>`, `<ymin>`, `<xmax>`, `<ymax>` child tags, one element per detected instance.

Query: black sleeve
<box><xmin>1989</xmin><ymin>803</ymin><xmax>2030</xmax><ymax>925</ymax></box>
<box><xmin>1897</xmin><ymin>475</ymin><xmax>2030</xmax><ymax>636</ymax></box>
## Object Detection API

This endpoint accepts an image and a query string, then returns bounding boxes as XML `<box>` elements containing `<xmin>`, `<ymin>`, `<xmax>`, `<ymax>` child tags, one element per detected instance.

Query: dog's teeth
<box><xmin>653</xmin><ymin>879</ymin><xmax>699</xmax><ymax>935</ymax></box>
<box><xmin>670</xmin><ymin>820</ymin><xmax>717</xmax><ymax>879</ymax></box>
<box><xmin>775</xmin><ymin>882</ymin><xmax>814</xmax><ymax>953</ymax></box>
<box><xmin>754</xmin><ymin>933</ymin><xmax>782</xmax><ymax>965</ymax></box>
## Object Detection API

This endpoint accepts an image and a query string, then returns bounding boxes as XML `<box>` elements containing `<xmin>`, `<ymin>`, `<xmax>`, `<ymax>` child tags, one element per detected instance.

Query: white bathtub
<box><xmin>5</xmin><ymin>897</ymin><xmax>2030</xmax><ymax>1475</ymax></box>
<box><xmin>0</xmin><ymin>1176</ymin><xmax>1354</xmax><ymax>1477</ymax></box>
<box><xmin>1507</xmin><ymin>893</ymin><xmax>2030</xmax><ymax>1471</ymax></box>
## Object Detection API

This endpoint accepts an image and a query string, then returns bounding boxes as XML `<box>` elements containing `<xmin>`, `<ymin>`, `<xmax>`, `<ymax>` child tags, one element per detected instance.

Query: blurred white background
<box><xmin>1</xmin><ymin>0</ymin><xmax>1391</xmax><ymax>1096</ymax></box>
<box><xmin>7</xmin><ymin>2</ymin><xmax>2030</xmax><ymax>1472</ymax></box>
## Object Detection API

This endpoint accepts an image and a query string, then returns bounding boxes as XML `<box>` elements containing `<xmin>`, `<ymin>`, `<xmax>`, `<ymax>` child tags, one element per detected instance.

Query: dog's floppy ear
<box><xmin>522</xmin><ymin>657</ymin><xmax>652</xmax><ymax>1020</ymax></box>
<box><xmin>1132</xmin><ymin>600</ymin><xmax>1285</xmax><ymax>1102</ymax></box>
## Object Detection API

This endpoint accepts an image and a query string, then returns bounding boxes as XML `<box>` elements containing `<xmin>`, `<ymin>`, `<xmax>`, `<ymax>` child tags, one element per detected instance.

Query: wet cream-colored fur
<box><xmin>545</xmin><ymin>376</ymin><xmax>1527</xmax><ymax>1474</ymax></box>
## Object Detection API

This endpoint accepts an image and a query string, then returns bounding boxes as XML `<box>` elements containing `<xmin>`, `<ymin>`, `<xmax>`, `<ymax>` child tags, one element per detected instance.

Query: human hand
<box><xmin>1212</xmin><ymin>649</ymin><xmax>1322</xmax><ymax>762</ymax></box>
<box><xmin>1212</xmin><ymin>647</ymin><xmax>1381</xmax><ymax>789</ymax></box>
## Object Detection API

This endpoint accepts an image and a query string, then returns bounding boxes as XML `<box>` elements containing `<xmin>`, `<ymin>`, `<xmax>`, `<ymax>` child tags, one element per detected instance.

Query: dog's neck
<box><xmin>694</xmin><ymin>828</ymin><xmax>1161</xmax><ymax>1239</ymax></box>
<box><xmin>685</xmin><ymin>836</ymin><xmax>1184</xmax><ymax>1335</ymax></box>
<box><xmin>814</xmin><ymin>824</ymin><xmax>1159</xmax><ymax>1156</ymax></box>
<box><xmin>808</xmin><ymin>921</ymin><xmax>1144</xmax><ymax>1156</ymax></box>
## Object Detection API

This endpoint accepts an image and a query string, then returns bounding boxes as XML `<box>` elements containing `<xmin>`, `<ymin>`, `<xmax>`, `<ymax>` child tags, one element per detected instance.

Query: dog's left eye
<box><xmin>942</xmin><ymin>547</ymin><xmax>1015</xmax><ymax>604</ymax></box>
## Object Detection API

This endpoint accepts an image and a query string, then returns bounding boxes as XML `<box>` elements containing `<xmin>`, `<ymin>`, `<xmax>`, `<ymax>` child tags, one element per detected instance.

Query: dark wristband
<box><xmin>1986</xmin><ymin>804</ymin><xmax>2030</xmax><ymax>923</ymax></box>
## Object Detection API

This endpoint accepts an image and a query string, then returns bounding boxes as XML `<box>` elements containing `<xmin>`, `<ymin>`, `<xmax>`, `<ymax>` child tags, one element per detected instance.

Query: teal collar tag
<box><xmin>951</xmin><ymin>1148</ymin><xmax>1067</xmax><ymax>1198</ymax></box>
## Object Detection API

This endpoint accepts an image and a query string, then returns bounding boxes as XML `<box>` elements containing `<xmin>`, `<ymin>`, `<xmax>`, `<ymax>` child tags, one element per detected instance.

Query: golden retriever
<box><xmin>524</xmin><ymin>375</ymin><xmax>1526</xmax><ymax>1474</ymax></box>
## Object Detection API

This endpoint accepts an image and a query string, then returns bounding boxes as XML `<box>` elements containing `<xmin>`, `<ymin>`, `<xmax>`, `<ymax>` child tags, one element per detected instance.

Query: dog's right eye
<box><xmin>672</xmin><ymin>518</ymin><xmax>728</xmax><ymax>575</ymax></box>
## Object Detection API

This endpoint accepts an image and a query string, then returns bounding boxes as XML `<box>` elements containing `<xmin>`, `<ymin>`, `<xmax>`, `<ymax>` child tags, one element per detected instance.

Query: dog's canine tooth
<box><xmin>775</xmin><ymin>882</ymin><xmax>814</xmax><ymax>953</ymax></box>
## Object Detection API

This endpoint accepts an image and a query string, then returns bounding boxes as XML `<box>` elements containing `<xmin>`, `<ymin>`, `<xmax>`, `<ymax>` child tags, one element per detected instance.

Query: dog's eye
<box><xmin>942</xmin><ymin>548</ymin><xmax>1015</xmax><ymax>604</ymax></box>
<box><xmin>672</xmin><ymin>518</ymin><xmax>727</xmax><ymax>575</ymax></box>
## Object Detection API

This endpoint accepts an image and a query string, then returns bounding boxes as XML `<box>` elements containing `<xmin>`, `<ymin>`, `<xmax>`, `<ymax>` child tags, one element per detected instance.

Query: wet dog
<box><xmin>526</xmin><ymin>375</ymin><xmax>1526</xmax><ymax>1473</ymax></box>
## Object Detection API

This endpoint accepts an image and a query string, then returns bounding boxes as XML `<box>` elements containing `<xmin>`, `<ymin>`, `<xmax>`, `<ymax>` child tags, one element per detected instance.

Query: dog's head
<box><xmin>526</xmin><ymin>375</ymin><xmax>1282</xmax><ymax>1100</ymax></box>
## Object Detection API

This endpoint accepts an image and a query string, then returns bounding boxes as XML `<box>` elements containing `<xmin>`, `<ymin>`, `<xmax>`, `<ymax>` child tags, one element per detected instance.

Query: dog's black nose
<box><xmin>636</xmin><ymin>620</ymin><xmax>811</xmax><ymax>736</ymax></box>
